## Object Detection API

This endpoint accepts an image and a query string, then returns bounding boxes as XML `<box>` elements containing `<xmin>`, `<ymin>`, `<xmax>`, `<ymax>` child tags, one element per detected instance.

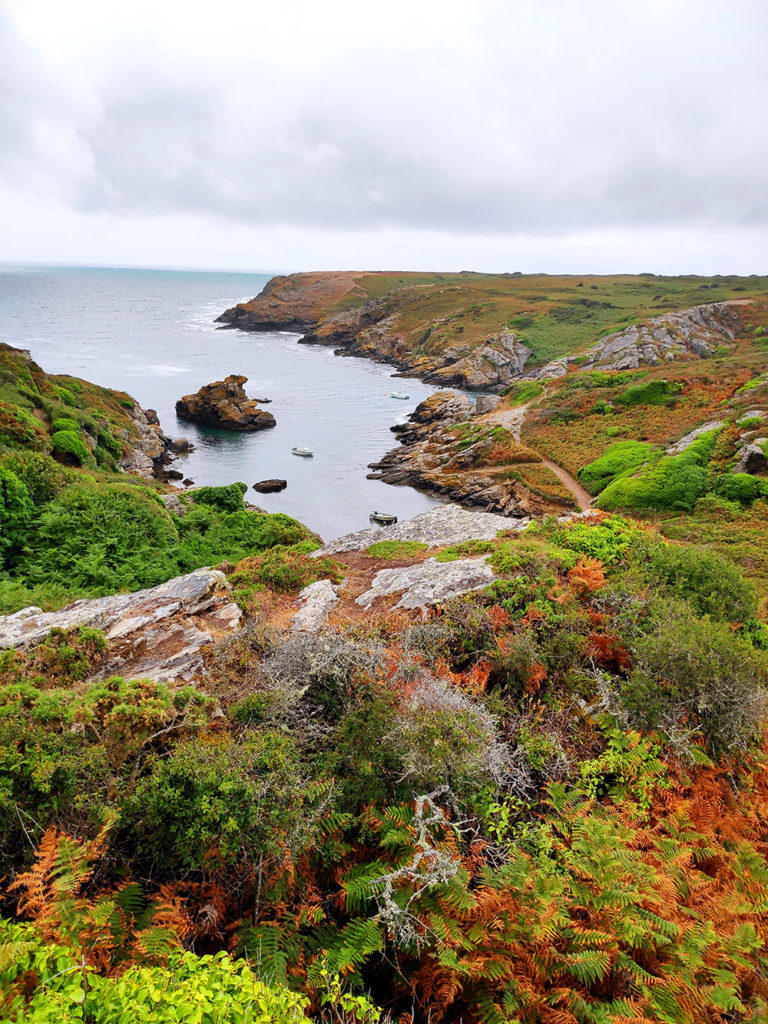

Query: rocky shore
<box><xmin>366</xmin><ymin>391</ymin><xmax>577</xmax><ymax>517</ymax></box>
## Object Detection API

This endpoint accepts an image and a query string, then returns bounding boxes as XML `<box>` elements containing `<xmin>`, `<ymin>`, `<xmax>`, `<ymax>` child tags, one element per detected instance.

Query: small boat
<box><xmin>370</xmin><ymin>510</ymin><xmax>398</xmax><ymax>525</ymax></box>
<box><xmin>292</xmin><ymin>446</ymin><xmax>314</xmax><ymax>457</ymax></box>
<box><xmin>390</xmin><ymin>392</ymin><xmax>410</xmax><ymax>400</ymax></box>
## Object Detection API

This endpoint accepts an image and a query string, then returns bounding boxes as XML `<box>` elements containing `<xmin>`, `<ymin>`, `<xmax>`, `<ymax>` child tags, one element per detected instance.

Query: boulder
<box><xmin>473</xmin><ymin>395</ymin><xmax>502</xmax><ymax>416</ymax></box>
<box><xmin>0</xmin><ymin>569</ymin><xmax>242</xmax><ymax>683</ymax></box>
<box><xmin>735</xmin><ymin>440</ymin><xmax>768</xmax><ymax>475</ymax></box>
<box><xmin>253</xmin><ymin>479</ymin><xmax>287</xmax><ymax>493</ymax></box>
<box><xmin>356</xmin><ymin>556</ymin><xmax>494</xmax><ymax>610</ymax></box>
<box><xmin>175</xmin><ymin>375</ymin><xmax>276</xmax><ymax>431</ymax></box>
<box><xmin>291</xmin><ymin>579</ymin><xmax>341</xmax><ymax>631</ymax></box>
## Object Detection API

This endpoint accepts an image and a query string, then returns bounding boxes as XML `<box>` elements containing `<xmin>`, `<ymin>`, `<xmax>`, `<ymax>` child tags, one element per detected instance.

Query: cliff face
<box><xmin>217</xmin><ymin>272</ymin><xmax>766</xmax><ymax>393</ymax></box>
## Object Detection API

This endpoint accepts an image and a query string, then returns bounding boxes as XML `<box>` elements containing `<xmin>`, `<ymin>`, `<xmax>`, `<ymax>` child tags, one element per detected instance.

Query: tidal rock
<box><xmin>0</xmin><ymin>569</ymin><xmax>242</xmax><ymax>683</ymax></box>
<box><xmin>315</xmin><ymin>503</ymin><xmax>524</xmax><ymax>556</ymax></box>
<box><xmin>170</xmin><ymin>437</ymin><xmax>195</xmax><ymax>453</ymax></box>
<box><xmin>666</xmin><ymin>421</ymin><xmax>725</xmax><ymax>455</ymax></box>
<box><xmin>584</xmin><ymin>303</ymin><xmax>742</xmax><ymax>372</ymax></box>
<box><xmin>183</xmin><ymin>478</ymin><xmax>195</xmax><ymax>486</ymax></box>
<box><xmin>291</xmin><ymin>579</ymin><xmax>341</xmax><ymax>631</ymax></box>
<box><xmin>356</xmin><ymin>556</ymin><xmax>494</xmax><ymax>610</ymax></box>
<box><xmin>176</xmin><ymin>376</ymin><xmax>276</xmax><ymax>431</ymax></box>
<box><xmin>253</xmin><ymin>479</ymin><xmax>287</xmax><ymax>493</ymax></box>
<box><xmin>735</xmin><ymin>440</ymin><xmax>768</xmax><ymax>475</ymax></box>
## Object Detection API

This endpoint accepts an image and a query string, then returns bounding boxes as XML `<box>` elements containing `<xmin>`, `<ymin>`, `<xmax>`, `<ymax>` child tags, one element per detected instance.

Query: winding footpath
<box><xmin>483</xmin><ymin>403</ymin><xmax>594</xmax><ymax>513</ymax></box>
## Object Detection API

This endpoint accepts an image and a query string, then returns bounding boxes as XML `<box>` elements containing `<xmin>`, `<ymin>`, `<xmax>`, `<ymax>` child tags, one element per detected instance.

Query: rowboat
<box><xmin>370</xmin><ymin>510</ymin><xmax>397</xmax><ymax>525</ymax></box>
<box><xmin>292</xmin><ymin>446</ymin><xmax>314</xmax><ymax>457</ymax></box>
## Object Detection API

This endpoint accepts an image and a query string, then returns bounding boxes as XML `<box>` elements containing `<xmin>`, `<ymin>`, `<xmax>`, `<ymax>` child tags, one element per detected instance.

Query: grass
<box><xmin>366</xmin><ymin>540</ymin><xmax>429</xmax><ymax>559</ymax></box>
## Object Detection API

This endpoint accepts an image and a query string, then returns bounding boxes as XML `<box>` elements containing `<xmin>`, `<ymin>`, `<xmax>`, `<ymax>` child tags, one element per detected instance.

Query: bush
<box><xmin>50</xmin><ymin>429</ymin><xmax>90</xmax><ymax>465</ymax></box>
<box><xmin>124</xmin><ymin>733</ymin><xmax>302</xmax><ymax>868</ymax></box>
<box><xmin>0</xmin><ymin>918</ymin><xmax>311</xmax><ymax>1023</ymax></box>
<box><xmin>16</xmin><ymin>482</ymin><xmax>179</xmax><ymax>594</ymax></box>
<box><xmin>0</xmin><ymin>468</ymin><xmax>33</xmax><ymax>560</ymax></box>
<box><xmin>616</xmin><ymin>379</ymin><xmax>681</xmax><ymax>407</ymax></box>
<box><xmin>598</xmin><ymin>430</ymin><xmax>719</xmax><ymax>512</ymax></box>
<box><xmin>714</xmin><ymin>472</ymin><xmax>768</xmax><ymax>505</ymax></box>
<box><xmin>0</xmin><ymin>451</ymin><xmax>72</xmax><ymax>505</ymax></box>
<box><xmin>620</xmin><ymin>602</ymin><xmax>768</xmax><ymax>754</ymax></box>
<box><xmin>644</xmin><ymin>542</ymin><xmax>755</xmax><ymax>622</ymax></box>
<box><xmin>50</xmin><ymin>417</ymin><xmax>80</xmax><ymax>433</ymax></box>
<box><xmin>578</xmin><ymin>441</ymin><xmax>654</xmax><ymax>494</ymax></box>
<box><xmin>190</xmin><ymin>481</ymin><xmax>247</xmax><ymax>513</ymax></box>
<box><xmin>231</xmin><ymin>542</ymin><xmax>341</xmax><ymax>597</ymax></box>
<box><xmin>541</xmin><ymin>514</ymin><xmax>643</xmax><ymax>565</ymax></box>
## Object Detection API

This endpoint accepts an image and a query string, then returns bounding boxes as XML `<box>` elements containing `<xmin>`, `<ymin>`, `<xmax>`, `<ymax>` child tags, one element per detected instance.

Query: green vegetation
<box><xmin>598</xmin><ymin>429</ymin><xmax>720</xmax><ymax>512</ymax></box>
<box><xmin>578</xmin><ymin>440</ymin><xmax>654</xmax><ymax>494</ymax></box>
<box><xmin>367</xmin><ymin>539</ymin><xmax>428</xmax><ymax>559</ymax></box>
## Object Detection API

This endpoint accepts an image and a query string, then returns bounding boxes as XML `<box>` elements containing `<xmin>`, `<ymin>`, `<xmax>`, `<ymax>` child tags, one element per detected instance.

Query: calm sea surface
<box><xmin>0</xmin><ymin>264</ymin><xmax>442</xmax><ymax>540</ymax></box>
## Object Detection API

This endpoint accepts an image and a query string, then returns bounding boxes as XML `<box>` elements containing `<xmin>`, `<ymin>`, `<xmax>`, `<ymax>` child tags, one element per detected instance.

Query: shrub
<box><xmin>616</xmin><ymin>379</ymin><xmax>681</xmax><ymax>407</ymax></box>
<box><xmin>644</xmin><ymin>542</ymin><xmax>755</xmax><ymax>622</ymax></box>
<box><xmin>0</xmin><ymin>918</ymin><xmax>311</xmax><ymax>1023</ymax></box>
<box><xmin>190</xmin><ymin>481</ymin><xmax>247</xmax><ymax>512</ymax></box>
<box><xmin>0</xmin><ymin>468</ymin><xmax>33</xmax><ymax>560</ymax></box>
<box><xmin>598</xmin><ymin>429</ymin><xmax>719</xmax><ymax>512</ymax></box>
<box><xmin>231</xmin><ymin>543</ymin><xmax>342</xmax><ymax>597</ymax></box>
<box><xmin>124</xmin><ymin>733</ymin><xmax>303</xmax><ymax>869</ymax></box>
<box><xmin>50</xmin><ymin>429</ymin><xmax>90</xmax><ymax>465</ymax></box>
<box><xmin>620</xmin><ymin>602</ymin><xmax>768</xmax><ymax>754</ymax></box>
<box><xmin>16</xmin><ymin>482</ymin><xmax>179</xmax><ymax>594</ymax></box>
<box><xmin>0</xmin><ymin>451</ymin><xmax>71</xmax><ymax>505</ymax></box>
<box><xmin>50</xmin><ymin>417</ymin><xmax>80</xmax><ymax>433</ymax></box>
<box><xmin>541</xmin><ymin>514</ymin><xmax>642</xmax><ymax>565</ymax></box>
<box><xmin>367</xmin><ymin>540</ymin><xmax>428</xmax><ymax>559</ymax></box>
<box><xmin>714</xmin><ymin>472</ymin><xmax>768</xmax><ymax>505</ymax></box>
<box><xmin>578</xmin><ymin>441</ymin><xmax>654</xmax><ymax>494</ymax></box>
<box><xmin>98</xmin><ymin>428</ymin><xmax>123</xmax><ymax>458</ymax></box>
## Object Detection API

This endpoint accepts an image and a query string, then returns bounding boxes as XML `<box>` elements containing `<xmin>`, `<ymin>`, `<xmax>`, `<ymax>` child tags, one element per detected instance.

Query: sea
<box><xmin>0</xmin><ymin>264</ymin><xmax>443</xmax><ymax>541</ymax></box>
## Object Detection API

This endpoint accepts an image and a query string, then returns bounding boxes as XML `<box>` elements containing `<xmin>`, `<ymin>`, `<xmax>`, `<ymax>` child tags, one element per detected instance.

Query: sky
<box><xmin>1</xmin><ymin>0</ymin><xmax>766</xmax><ymax>274</ymax></box>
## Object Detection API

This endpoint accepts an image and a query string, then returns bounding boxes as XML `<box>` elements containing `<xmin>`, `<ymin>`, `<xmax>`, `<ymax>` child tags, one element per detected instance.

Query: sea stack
<box><xmin>175</xmin><ymin>375</ymin><xmax>276</xmax><ymax>431</ymax></box>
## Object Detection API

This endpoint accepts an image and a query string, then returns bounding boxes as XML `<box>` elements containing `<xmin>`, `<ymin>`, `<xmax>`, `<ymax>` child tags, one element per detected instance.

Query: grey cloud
<box><xmin>3</xmin><ymin>1</ymin><xmax>768</xmax><ymax>239</ymax></box>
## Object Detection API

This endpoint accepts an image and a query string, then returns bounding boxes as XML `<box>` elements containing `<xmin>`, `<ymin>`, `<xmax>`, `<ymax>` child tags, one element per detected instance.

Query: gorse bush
<box><xmin>50</xmin><ymin>428</ymin><xmax>91</xmax><ymax>465</ymax></box>
<box><xmin>578</xmin><ymin>440</ymin><xmax>653</xmax><ymax>494</ymax></box>
<box><xmin>190</xmin><ymin>480</ymin><xmax>248</xmax><ymax>512</ymax></box>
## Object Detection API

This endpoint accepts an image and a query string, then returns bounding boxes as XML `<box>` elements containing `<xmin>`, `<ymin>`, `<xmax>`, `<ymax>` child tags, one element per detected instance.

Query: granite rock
<box><xmin>356</xmin><ymin>556</ymin><xmax>494</xmax><ymax>610</ymax></box>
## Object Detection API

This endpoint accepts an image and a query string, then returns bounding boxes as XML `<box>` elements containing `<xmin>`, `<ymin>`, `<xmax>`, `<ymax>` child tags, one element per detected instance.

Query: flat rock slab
<box><xmin>291</xmin><ymin>579</ymin><xmax>341</xmax><ymax>631</ymax></box>
<box><xmin>0</xmin><ymin>569</ymin><xmax>242</xmax><ymax>683</ymax></box>
<box><xmin>316</xmin><ymin>503</ymin><xmax>526</xmax><ymax>556</ymax></box>
<box><xmin>356</xmin><ymin>556</ymin><xmax>495</xmax><ymax>610</ymax></box>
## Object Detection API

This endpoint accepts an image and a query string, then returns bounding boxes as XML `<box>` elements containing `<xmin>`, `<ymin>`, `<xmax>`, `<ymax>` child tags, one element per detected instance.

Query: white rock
<box><xmin>0</xmin><ymin>569</ymin><xmax>242</xmax><ymax>683</ymax></box>
<box><xmin>665</xmin><ymin>421</ymin><xmax>724</xmax><ymax>455</ymax></box>
<box><xmin>356</xmin><ymin>556</ymin><xmax>495</xmax><ymax>610</ymax></box>
<box><xmin>316</xmin><ymin>503</ymin><xmax>526</xmax><ymax>556</ymax></box>
<box><xmin>291</xmin><ymin>579</ymin><xmax>341</xmax><ymax>632</ymax></box>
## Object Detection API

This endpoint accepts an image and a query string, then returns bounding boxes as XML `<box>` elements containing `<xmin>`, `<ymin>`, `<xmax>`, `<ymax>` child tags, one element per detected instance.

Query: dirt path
<box><xmin>482</xmin><ymin>403</ymin><xmax>593</xmax><ymax>512</ymax></box>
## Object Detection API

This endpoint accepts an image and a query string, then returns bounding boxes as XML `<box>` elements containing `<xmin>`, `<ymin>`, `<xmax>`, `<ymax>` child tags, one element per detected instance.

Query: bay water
<box><xmin>0</xmin><ymin>264</ymin><xmax>442</xmax><ymax>540</ymax></box>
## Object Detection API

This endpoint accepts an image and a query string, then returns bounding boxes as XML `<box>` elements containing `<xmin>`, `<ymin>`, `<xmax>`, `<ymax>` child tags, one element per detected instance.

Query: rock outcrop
<box><xmin>118</xmin><ymin>403</ymin><xmax>190</xmax><ymax>482</ymax></box>
<box><xmin>666</xmin><ymin>421</ymin><xmax>725</xmax><ymax>455</ymax></box>
<box><xmin>0</xmin><ymin>569</ymin><xmax>242</xmax><ymax>683</ymax></box>
<box><xmin>366</xmin><ymin>392</ymin><xmax>574</xmax><ymax>518</ymax></box>
<box><xmin>356</xmin><ymin>556</ymin><xmax>495</xmax><ymax>610</ymax></box>
<box><xmin>584</xmin><ymin>303</ymin><xmax>742</xmax><ymax>371</ymax></box>
<box><xmin>315</xmin><ymin>503</ymin><xmax>525</xmax><ymax>556</ymax></box>
<box><xmin>734</xmin><ymin>440</ymin><xmax>768</xmax><ymax>475</ymax></box>
<box><xmin>291</xmin><ymin>579</ymin><xmax>341</xmax><ymax>631</ymax></box>
<box><xmin>253</xmin><ymin>479</ymin><xmax>287</xmax><ymax>493</ymax></box>
<box><xmin>176</xmin><ymin>376</ymin><xmax>276</xmax><ymax>431</ymax></box>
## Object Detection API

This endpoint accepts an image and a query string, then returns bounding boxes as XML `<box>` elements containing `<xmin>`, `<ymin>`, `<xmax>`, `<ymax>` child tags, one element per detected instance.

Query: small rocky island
<box><xmin>175</xmin><ymin>375</ymin><xmax>276</xmax><ymax>431</ymax></box>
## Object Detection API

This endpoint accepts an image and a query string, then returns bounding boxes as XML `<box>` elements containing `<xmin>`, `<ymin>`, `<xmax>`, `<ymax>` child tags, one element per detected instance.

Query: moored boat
<box><xmin>370</xmin><ymin>510</ymin><xmax>397</xmax><ymax>525</ymax></box>
<box><xmin>390</xmin><ymin>392</ymin><xmax>410</xmax><ymax>400</ymax></box>
<box><xmin>292</xmin><ymin>446</ymin><xmax>314</xmax><ymax>457</ymax></box>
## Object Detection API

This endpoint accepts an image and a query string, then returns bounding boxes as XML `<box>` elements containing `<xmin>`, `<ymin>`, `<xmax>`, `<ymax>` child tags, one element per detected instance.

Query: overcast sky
<box><xmin>1</xmin><ymin>0</ymin><xmax>766</xmax><ymax>274</ymax></box>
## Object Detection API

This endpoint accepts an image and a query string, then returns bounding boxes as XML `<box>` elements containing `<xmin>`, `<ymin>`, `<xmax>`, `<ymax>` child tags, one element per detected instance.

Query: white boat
<box><xmin>370</xmin><ymin>510</ymin><xmax>397</xmax><ymax>525</ymax></box>
<box><xmin>390</xmin><ymin>392</ymin><xmax>410</xmax><ymax>400</ymax></box>
<box><xmin>292</xmin><ymin>446</ymin><xmax>314</xmax><ymax>457</ymax></box>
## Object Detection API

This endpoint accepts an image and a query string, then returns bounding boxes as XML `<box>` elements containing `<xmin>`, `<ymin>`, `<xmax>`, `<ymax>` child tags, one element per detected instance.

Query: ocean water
<box><xmin>0</xmin><ymin>264</ymin><xmax>442</xmax><ymax>540</ymax></box>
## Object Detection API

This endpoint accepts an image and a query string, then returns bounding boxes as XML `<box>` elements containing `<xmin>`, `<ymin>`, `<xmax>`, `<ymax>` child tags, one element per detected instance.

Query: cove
<box><xmin>0</xmin><ymin>264</ymin><xmax>443</xmax><ymax>539</ymax></box>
